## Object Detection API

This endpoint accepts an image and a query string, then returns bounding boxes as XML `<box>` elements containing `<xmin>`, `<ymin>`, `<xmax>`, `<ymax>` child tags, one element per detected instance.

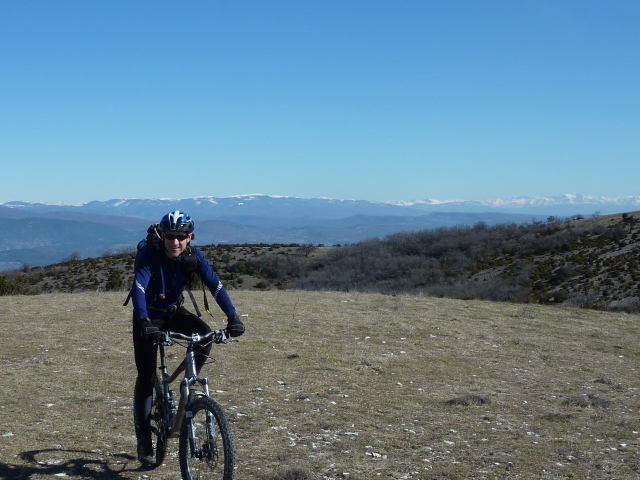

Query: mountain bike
<box><xmin>134</xmin><ymin>328</ymin><xmax>235</xmax><ymax>480</ymax></box>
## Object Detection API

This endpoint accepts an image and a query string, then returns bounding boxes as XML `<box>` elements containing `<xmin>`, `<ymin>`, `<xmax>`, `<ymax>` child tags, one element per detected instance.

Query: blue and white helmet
<box><xmin>159</xmin><ymin>210</ymin><xmax>195</xmax><ymax>233</ymax></box>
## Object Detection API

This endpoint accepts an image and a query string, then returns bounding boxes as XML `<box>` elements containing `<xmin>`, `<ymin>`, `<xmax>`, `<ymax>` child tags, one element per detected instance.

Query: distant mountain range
<box><xmin>1</xmin><ymin>193</ymin><xmax>639</xmax><ymax>270</ymax></box>
<box><xmin>5</xmin><ymin>193</ymin><xmax>640</xmax><ymax>218</ymax></box>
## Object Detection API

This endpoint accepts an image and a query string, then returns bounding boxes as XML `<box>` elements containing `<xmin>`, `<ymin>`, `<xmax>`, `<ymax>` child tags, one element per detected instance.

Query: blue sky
<box><xmin>1</xmin><ymin>1</ymin><xmax>638</xmax><ymax>205</ymax></box>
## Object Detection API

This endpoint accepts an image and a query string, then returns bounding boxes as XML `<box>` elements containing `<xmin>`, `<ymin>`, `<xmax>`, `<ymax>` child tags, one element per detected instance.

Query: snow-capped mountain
<box><xmin>1</xmin><ymin>193</ymin><xmax>639</xmax><ymax>269</ymax></box>
<box><xmin>4</xmin><ymin>193</ymin><xmax>640</xmax><ymax>219</ymax></box>
<box><xmin>2</xmin><ymin>195</ymin><xmax>414</xmax><ymax>220</ymax></box>
<box><xmin>391</xmin><ymin>193</ymin><xmax>640</xmax><ymax>213</ymax></box>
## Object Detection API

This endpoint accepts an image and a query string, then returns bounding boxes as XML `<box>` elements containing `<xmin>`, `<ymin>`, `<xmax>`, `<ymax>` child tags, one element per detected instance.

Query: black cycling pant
<box><xmin>132</xmin><ymin>307</ymin><xmax>212</xmax><ymax>441</ymax></box>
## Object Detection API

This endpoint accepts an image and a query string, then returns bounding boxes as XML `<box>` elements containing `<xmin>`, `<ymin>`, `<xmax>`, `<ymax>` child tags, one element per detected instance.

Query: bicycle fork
<box><xmin>168</xmin><ymin>343</ymin><xmax>213</xmax><ymax>450</ymax></box>
<box><xmin>170</xmin><ymin>376</ymin><xmax>206</xmax><ymax>437</ymax></box>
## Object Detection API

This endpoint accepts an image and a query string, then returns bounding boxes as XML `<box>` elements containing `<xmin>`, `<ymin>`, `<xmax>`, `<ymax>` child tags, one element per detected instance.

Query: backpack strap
<box><xmin>123</xmin><ymin>289</ymin><xmax>132</xmax><ymax>307</ymax></box>
<box><xmin>201</xmin><ymin>280</ymin><xmax>212</xmax><ymax>317</ymax></box>
<box><xmin>186</xmin><ymin>288</ymin><xmax>202</xmax><ymax>317</ymax></box>
<box><xmin>183</xmin><ymin>246</ymin><xmax>213</xmax><ymax>318</ymax></box>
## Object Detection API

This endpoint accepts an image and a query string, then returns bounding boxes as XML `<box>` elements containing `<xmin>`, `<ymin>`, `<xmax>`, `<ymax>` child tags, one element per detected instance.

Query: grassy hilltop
<box><xmin>1</xmin><ymin>290</ymin><xmax>639</xmax><ymax>479</ymax></box>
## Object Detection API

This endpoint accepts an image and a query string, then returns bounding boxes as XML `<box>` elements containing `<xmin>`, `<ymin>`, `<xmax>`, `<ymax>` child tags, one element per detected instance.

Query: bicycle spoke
<box><xmin>179</xmin><ymin>397</ymin><xmax>234</xmax><ymax>480</ymax></box>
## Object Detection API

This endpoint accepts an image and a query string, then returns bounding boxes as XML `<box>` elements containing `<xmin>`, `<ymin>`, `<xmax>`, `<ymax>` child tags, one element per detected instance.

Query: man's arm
<box><xmin>131</xmin><ymin>247</ymin><xmax>155</xmax><ymax>319</ymax></box>
<box><xmin>195</xmin><ymin>249</ymin><xmax>244</xmax><ymax>336</ymax></box>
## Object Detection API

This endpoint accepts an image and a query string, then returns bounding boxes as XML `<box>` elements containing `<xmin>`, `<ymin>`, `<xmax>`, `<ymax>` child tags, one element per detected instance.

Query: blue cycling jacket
<box><xmin>131</xmin><ymin>245</ymin><xmax>236</xmax><ymax>320</ymax></box>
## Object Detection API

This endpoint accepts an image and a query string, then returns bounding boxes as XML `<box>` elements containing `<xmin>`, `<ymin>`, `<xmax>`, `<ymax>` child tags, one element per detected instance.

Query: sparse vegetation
<box><xmin>293</xmin><ymin>211</ymin><xmax>640</xmax><ymax>311</ymax></box>
<box><xmin>4</xmin><ymin>211</ymin><xmax>640</xmax><ymax>313</ymax></box>
<box><xmin>0</xmin><ymin>270</ymin><xmax>34</xmax><ymax>295</ymax></box>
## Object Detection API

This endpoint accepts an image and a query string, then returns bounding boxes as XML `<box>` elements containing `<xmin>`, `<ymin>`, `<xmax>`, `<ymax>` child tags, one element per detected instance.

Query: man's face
<box><xmin>163</xmin><ymin>231</ymin><xmax>192</xmax><ymax>259</ymax></box>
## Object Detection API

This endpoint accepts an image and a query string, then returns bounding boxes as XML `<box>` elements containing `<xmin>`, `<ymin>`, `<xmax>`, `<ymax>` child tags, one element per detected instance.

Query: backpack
<box><xmin>123</xmin><ymin>224</ymin><xmax>211</xmax><ymax>317</ymax></box>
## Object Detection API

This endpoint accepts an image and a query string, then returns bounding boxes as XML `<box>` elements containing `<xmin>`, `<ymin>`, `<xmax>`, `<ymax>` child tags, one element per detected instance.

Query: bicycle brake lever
<box><xmin>214</xmin><ymin>330</ymin><xmax>234</xmax><ymax>344</ymax></box>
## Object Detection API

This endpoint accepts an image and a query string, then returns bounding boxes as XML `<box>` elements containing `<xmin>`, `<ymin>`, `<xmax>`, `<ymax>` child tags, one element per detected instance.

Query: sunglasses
<box><xmin>164</xmin><ymin>233</ymin><xmax>190</xmax><ymax>242</ymax></box>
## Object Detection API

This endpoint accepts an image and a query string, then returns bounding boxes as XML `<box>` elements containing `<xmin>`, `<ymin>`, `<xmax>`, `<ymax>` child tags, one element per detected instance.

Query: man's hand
<box><xmin>138</xmin><ymin>317</ymin><xmax>161</xmax><ymax>339</ymax></box>
<box><xmin>226</xmin><ymin>314</ymin><xmax>245</xmax><ymax>337</ymax></box>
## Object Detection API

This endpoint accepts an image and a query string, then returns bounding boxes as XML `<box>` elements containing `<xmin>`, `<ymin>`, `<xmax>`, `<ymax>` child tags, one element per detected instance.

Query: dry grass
<box><xmin>1</xmin><ymin>290</ymin><xmax>640</xmax><ymax>479</ymax></box>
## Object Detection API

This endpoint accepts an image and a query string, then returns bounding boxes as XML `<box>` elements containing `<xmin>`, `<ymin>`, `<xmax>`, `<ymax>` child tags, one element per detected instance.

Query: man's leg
<box><xmin>164</xmin><ymin>307</ymin><xmax>213</xmax><ymax>372</ymax></box>
<box><xmin>132</xmin><ymin>319</ymin><xmax>158</xmax><ymax>466</ymax></box>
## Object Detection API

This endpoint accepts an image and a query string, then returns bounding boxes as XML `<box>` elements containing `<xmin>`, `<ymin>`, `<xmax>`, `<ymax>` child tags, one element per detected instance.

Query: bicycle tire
<box><xmin>150</xmin><ymin>374</ymin><xmax>169</xmax><ymax>467</ymax></box>
<box><xmin>179</xmin><ymin>396</ymin><xmax>234</xmax><ymax>480</ymax></box>
<box><xmin>134</xmin><ymin>374</ymin><xmax>168</xmax><ymax>468</ymax></box>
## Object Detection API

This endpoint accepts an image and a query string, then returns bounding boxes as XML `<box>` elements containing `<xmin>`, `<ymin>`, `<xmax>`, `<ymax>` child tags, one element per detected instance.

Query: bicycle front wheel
<box><xmin>179</xmin><ymin>396</ymin><xmax>234</xmax><ymax>480</ymax></box>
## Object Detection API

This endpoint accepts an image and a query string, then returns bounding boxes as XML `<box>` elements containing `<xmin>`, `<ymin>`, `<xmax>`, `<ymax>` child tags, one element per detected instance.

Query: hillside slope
<box><xmin>294</xmin><ymin>211</ymin><xmax>640</xmax><ymax>311</ymax></box>
<box><xmin>2</xmin><ymin>211</ymin><xmax>640</xmax><ymax>312</ymax></box>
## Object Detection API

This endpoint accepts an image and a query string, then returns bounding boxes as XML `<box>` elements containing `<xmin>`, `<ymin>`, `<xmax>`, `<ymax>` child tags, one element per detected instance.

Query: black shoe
<box><xmin>137</xmin><ymin>439</ymin><xmax>155</xmax><ymax>467</ymax></box>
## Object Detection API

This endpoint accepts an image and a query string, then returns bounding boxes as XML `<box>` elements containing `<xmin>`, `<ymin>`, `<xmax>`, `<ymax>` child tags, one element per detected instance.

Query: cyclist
<box><xmin>129</xmin><ymin>210</ymin><xmax>245</xmax><ymax>467</ymax></box>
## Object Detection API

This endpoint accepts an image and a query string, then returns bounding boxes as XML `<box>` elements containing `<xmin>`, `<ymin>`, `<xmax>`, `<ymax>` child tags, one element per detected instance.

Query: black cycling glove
<box><xmin>226</xmin><ymin>314</ymin><xmax>245</xmax><ymax>337</ymax></box>
<box><xmin>138</xmin><ymin>317</ymin><xmax>161</xmax><ymax>339</ymax></box>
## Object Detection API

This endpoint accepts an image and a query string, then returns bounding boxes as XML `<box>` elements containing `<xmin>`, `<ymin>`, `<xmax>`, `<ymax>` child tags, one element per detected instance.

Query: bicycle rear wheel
<box><xmin>179</xmin><ymin>396</ymin><xmax>234</xmax><ymax>480</ymax></box>
<box><xmin>134</xmin><ymin>374</ymin><xmax>168</xmax><ymax>468</ymax></box>
<box><xmin>149</xmin><ymin>374</ymin><xmax>169</xmax><ymax>466</ymax></box>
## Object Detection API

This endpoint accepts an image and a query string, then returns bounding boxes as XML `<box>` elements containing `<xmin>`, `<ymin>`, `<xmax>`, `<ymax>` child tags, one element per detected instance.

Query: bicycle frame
<box><xmin>144</xmin><ymin>328</ymin><xmax>235</xmax><ymax>479</ymax></box>
<box><xmin>156</xmin><ymin>330</ymin><xmax>227</xmax><ymax>439</ymax></box>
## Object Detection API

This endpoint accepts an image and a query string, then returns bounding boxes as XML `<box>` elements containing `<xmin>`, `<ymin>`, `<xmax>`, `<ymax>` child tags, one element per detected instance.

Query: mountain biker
<box><xmin>129</xmin><ymin>210</ymin><xmax>245</xmax><ymax>467</ymax></box>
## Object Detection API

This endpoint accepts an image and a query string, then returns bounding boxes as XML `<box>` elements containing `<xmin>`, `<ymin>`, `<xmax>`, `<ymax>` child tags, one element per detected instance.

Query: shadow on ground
<box><xmin>0</xmin><ymin>448</ymin><xmax>142</xmax><ymax>479</ymax></box>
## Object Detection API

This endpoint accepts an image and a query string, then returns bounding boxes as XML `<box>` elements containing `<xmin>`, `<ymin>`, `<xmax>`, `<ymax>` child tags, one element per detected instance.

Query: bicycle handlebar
<box><xmin>157</xmin><ymin>328</ymin><xmax>231</xmax><ymax>345</ymax></box>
